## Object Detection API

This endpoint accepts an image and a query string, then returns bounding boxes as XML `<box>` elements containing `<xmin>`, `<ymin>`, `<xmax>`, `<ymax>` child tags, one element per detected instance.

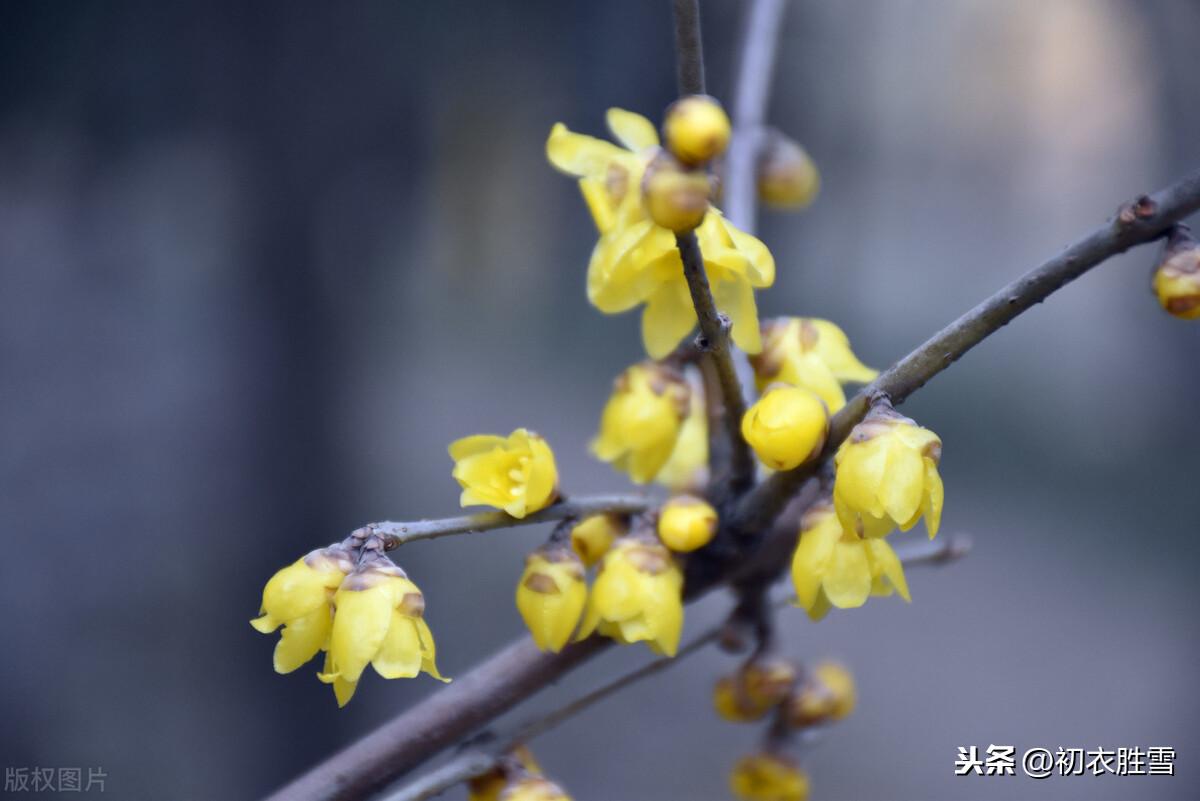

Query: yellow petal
<box><xmin>713</xmin><ymin>276</ymin><xmax>762</xmax><ymax>355</ymax></box>
<box><xmin>791</xmin><ymin>514</ymin><xmax>841</xmax><ymax>610</ymax></box>
<box><xmin>273</xmin><ymin>605</ymin><xmax>332</xmax><ymax>674</ymax></box>
<box><xmin>923</xmin><ymin>457</ymin><xmax>944</xmax><ymax>538</ymax></box>
<box><xmin>579</xmin><ymin>176</ymin><xmax>615</xmax><ymax>233</ymax></box>
<box><xmin>642</xmin><ymin>280</ymin><xmax>698</xmax><ymax>359</ymax></box>
<box><xmin>448</xmin><ymin>435</ymin><xmax>505</xmax><ymax>461</ymax></box>
<box><xmin>415</xmin><ymin>617</ymin><xmax>450</xmax><ymax>682</ymax></box>
<box><xmin>605</xmin><ymin>108</ymin><xmax>659</xmax><ymax>151</ymax></box>
<box><xmin>808</xmin><ymin>319</ymin><xmax>878</xmax><ymax>383</ymax></box>
<box><xmin>879</xmin><ymin>440</ymin><xmax>926</xmax><ymax>531</ymax></box>
<box><xmin>545</xmin><ymin>122</ymin><xmax>628</xmax><ymax>178</ymax></box>
<box><xmin>822</xmin><ymin>542</ymin><xmax>872</xmax><ymax>609</ymax></box>
<box><xmin>329</xmin><ymin>584</ymin><xmax>393</xmax><ymax>683</ymax></box>
<box><xmin>865</xmin><ymin>539</ymin><xmax>911</xmax><ymax>602</ymax></box>
<box><xmin>371</xmin><ymin>612</ymin><xmax>423</xmax><ymax>679</ymax></box>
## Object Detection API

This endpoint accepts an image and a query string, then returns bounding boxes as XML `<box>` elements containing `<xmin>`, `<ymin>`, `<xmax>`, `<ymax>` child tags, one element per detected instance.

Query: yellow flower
<box><xmin>713</xmin><ymin>658</ymin><xmax>798</xmax><ymax>722</ymax></box>
<box><xmin>318</xmin><ymin>563</ymin><xmax>448</xmax><ymax>707</ymax></box>
<box><xmin>832</xmin><ymin>402</ymin><xmax>944</xmax><ymax>539</ymax></box>
<box><xmin>577</xmin><ymin>536</ymin><xmax>684</xmax><ymax>656</ymax></box>
<box><xmin>515</xmin><ymin>547</ymin><xmax>587</xmax><ymax>652</ymax></box>
<box><xmin>663</xmin><ymin>95</ymin><xmax>731</xmax><ymax>166</ymax></box>
<box><xmin>450</xmin><ymin>429</ymin><xmax>559</xmax><ymax>518</ymax></box>
<box><xmin>250</xmin><ymin>547</ymin><xmax>353</xmax><ymax>674</ymax></box>
<box><xmin>741</xmin><ymin>385</ymin><xmax>829</xmax><ymax>471</ymax></box>
<box><xmin>592</xmin><ymin>362</ymin><xmax>690</xmax><ymax>484</ymax></box>
<box><xmin>468</xmin><ymin>747</ymin><xmax>542</xmax><ymax>801</ymax></box>
<box><xmin>657</xmin><ymin>494</ymin><xmax>718</xmax><ymax>553</ymax></box>
<box><xmin>791</xmin><ymin>501</ymin><xmax>910</xmax><ymax>621</ymax></box>
<box><xmin>730</xmin><ymin>753</ymin><xmax>810</xmax><ymax>801</ymax></box>
<box><xmin>787</xmin><ymin>661</ymin><xmax>856</xmax><ymax>727</ymax></box>
<box><xmin>756</xmin><ymin>130</ymin><xmax>820</xmax><ymax>209</ymax></box>
<box><xmin>569</xmin><ymin>514</ymin><xmax>626</xmax><ymax>568</ymax></box>
<box><xmin>750</xmin><ymin>318</ymin><xmax>877</xmax><ymax>413</ymax></box>
<box><xmin>547</xmin><ymin>109</ymin><xmax>775</xmax><ymax>358</ymax></box>
<box><xmin>498</xmin><ymin>776</ymin><xmax>572</xmax><ymax>801</ymax></box>
<box><xmin>1153</xmin><ymin>227</ymin><xmax>1200</xmax><ymax>319</ymax></box>
<box><xmin>653</xmin><ymin>372</ymin><xmax>709</xmax><ymax>491</ymax></box>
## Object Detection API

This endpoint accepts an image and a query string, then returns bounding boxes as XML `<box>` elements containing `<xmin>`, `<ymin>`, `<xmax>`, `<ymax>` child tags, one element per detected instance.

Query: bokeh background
<box><xmin>3</xmin><ymin>1</ymin><xmax>1199</xmax><ymax>799</ymax></box>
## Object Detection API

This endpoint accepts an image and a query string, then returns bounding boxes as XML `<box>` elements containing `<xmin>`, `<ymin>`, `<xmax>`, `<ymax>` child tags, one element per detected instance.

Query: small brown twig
<box><xmin>671</xmin><ymin>0</ymin><xmax>705</xmax><ymax>95</ymax></box>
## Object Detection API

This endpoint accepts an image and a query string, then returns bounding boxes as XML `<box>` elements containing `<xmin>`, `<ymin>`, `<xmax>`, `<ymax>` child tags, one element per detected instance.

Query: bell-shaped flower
<box><xmin>250</xmin><ymin>546</ymin><xmax>353</xmax><ymax>674</ymax></box>
<box><xmin>653</xmin><ymin>374</ymin><xmax>709</xmax><ymax>492</ymax></box>
<box><xmin>577</xmin><ymin>535</ymin><xmax>684</xmax><ymax>656</ymax></box>
<box><xmin>450</xmin><ymin>428</ymin><xmax>559</xmax><ymax>518</ymax></box>
<box><xmin>832</xmin><ymin>402</ymin><xmax>943</xmax><ymax>539</ymax></box>
<box><xmin>592</xmin><ymin>362</ymin><xmax>690</xmax><ymax>484</ymax></box>
<box><xmin>515</xmin><ymin>546</ymin><xmax>588</xmax><ymax>653</ymax></box>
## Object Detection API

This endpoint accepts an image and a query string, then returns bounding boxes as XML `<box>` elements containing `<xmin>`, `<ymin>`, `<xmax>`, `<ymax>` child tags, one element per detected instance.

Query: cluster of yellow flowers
<box><xmin>250</xmin><ymin>532</ymin><xmax>446</xmax><ymax>707</ymax></box>
<box><xmin>467</xmin><ymin>746</ymin><xmax>572</xmax><ymax>801</ymax></box>
<box><xmin>713</xmin><ymin>656</ymin><xmax>857</xmax><ymax>801</ymax></box>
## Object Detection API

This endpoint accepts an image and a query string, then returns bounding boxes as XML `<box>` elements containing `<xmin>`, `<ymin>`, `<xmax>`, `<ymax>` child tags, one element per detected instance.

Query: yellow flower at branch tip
<box><xmin>317</xmin><ymin>563</ymin><xmax>448</xmax><ymax>707</ymax></box>
<box><xmin>515</xmin><ymin>547</ymin><xmax>587</xmax><ymax>653</ymax></box>
<box><xmin>757</xmin><ymin>129</ymin><xmax>820</xmax><ymax>209</ymax></box>
<box><xmin>592</xmin><ymin>362</ymin><xmax>690</xmax><ymax>484</ymax></box>
<box><xmin>657</xmin><ymin>494</ymin><xmax>718</xmax><ymax>552</ymax></box>
<box><xmin>713</xmin><ymin>658</ymin><xmax>798</xmax><ymax>722</ymax></box>
<box><xmin>545</xmin><ymin>108</ymin><xmax>775</xmax><ymax>359</ymax></box>
<box><xmin>791</xmin><ymin>501</ymin><xmax>910</xmax><ymax>622</ymax></box>
<box><xmin>250</xmin><ymin>546</ymin><xmax>353</xmax><ymax>674</ymax></box>
<box><xmin>730</xmin><ymin>753</ymin><xmax>810</xmax><ymax>801</ymax></box>
<box><xmin>750</xmin><ymin>318</ymin><xmax>877</xmax><ymax>413</ymax></box>
<box><xmin>1153</xmin><ymin>226</ymin><xmax>1200</xmax><ymax>319</ymax></box>
<box><xmin>787</xmin><ymin>661</ymin><xmax>856</xmax><ymax>727</ymax></box>
<box><xmin>469</xmin><ymin>746</ymin><xmax>542</xmax><ymax>801</ymax></box>
<box><xmin>498</xmin><ymin>776</ymin><xmax>572</xmax><ymax>801</ymax></box>
<box><xmin>833</xmin><ymin>402</ymin><xmax>944</xmax><ymax>539</ymax></box>
<box><xmin>654</xmin><ymin>372</ymin><xmax>709</xmax><ymax>491</ymax></box>
<box><xmin>450</xmin><ymin>428</ymin><xmax>558</xmax><ymax>519</ymax></box>
<box><xmin>663</xmin><ymin>94</ymin><xmax>731</xmax><ymax>166</ymax></box>
<box><xmin>577</xmin><ymin>535</ymin><xmax>684</xmax><ymax>656</ymax></box>
<box><xmin>741</xmin><ymin>385</ymin><xmax>830</xmax><ymax>471</ymax></box>
<box><xmin>569</xmin><ymin>514</ymin><xmax>626</xmax><ymax>568</ymax></box>
<box><xmin>642</xmin><ymin>150</ymin><xmax>712</xmax><ymax>232</ymax></box>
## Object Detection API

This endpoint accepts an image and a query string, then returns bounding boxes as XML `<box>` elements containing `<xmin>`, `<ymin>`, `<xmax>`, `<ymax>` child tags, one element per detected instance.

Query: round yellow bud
<box><xmin>570</xmin><ymin>514</ymin><xmax>626</xmax><ymax>568</ymax></box>
<box><xmin>787</xmin><ymin>661</ymin><xmax>856</xmax><ymax>727</ymax></box>
<box><xmin>498</xmin><ymin>776</ymin><xmax>571</xmax><ymax>801</ymax></box>
<box><xmin>657</xmin><ymin>495</ymin><xmax>718</xmax><ymax>552</ymax></box>
<box><xmin>642</xmin><ymin>151</ymin><xmax>711</xmax><ymax>232</ymax></box>
<box><xmin>741</xmin><ymin>386</ymin><xmax>830</xmax><ymax>470</ymax></box>
<box><xmin>1153</xmin><ymin>227</ymin><xmax>1200</xmax><ymax>320</ymax></box>
<box><xmin>712</xmin><ymin>658</ymin><xmax>797</xmax><ymax>722</ymax></box>
<box><xmin>730</xmin><ymin>753</ymin><xmax>809</xmax><ymax>801</ymax></box>
<box><xmin>663</xmin><ymin>94</ymin><xmax>731</xmax><ymax>166</ymax></box>
<box><xmin>757</xmin><ymin>131</ymin><xmax>820</xmax><ymax>209</ymax></box>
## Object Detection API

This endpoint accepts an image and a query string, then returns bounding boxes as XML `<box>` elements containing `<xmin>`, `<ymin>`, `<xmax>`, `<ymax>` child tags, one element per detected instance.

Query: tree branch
<box><xmin>731</xmin><ymin>174</ymin><xmax>1200</xmax><ymax>535</ymax></box>
<box><xmin>724</xmin><ymin>0</ymin><xmax>788</xmax><ymax>231</ymax></box>
<box><xmin>368</xmin><ymin>494</ymin><xmax>651</xmax><ymax>547</ymax></box>
<box><xmin>385</xmin><ymin>533</ymin><xmax>972</xmax><ymax>801</ymax></box>
<box><xmin>671</xmin><ymin>0</ymin><xmax>705</xmax><ymax>95</ymax></box>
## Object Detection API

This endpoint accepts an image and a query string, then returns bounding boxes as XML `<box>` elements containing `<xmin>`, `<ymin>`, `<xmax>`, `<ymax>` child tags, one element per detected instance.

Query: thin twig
<box><xmin>386</xmin><ymin>534</ymin><xmax>972</xmax><ymax>801</ymax></box>
<box><xmin>724</xmin><ymin>0</ymin><xmax>788</xmax><ymax>231</ymax></box>
<box><xmin>369</xmin><ymin>494</ymin><xmax>650</xmax><ymax>547</ymax></box>
<box><xmin>671</xmin><ymin>0</ymin><xmax>705</xmax><ymax>95</ymax></box>
<box><xmin>730</xmin><ymin>175</ymin><xmax>1200</xmax><ymax>535</ymax></box>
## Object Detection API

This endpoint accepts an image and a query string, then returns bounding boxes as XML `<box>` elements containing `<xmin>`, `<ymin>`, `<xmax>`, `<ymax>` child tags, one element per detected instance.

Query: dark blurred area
<box><xmin>2</xmin><ymin>1</ymin><xmax>1199</xmax><ymax>800</ymax></box>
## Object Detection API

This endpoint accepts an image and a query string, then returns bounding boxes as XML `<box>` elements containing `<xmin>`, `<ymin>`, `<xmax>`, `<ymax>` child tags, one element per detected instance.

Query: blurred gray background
<box><xmin>2</xmin><ymin>1</ymin><xmax>1199</xmax><ymax>799</ymax></box>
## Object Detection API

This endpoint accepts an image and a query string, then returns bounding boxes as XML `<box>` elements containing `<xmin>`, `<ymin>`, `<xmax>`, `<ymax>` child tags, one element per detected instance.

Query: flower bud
<box><xmin>750</xmin><ymin>317</ymin><xmax>877</xmax><ymax>413</ymax></box>
<box><xmin>730</xmin><ymin>753</ymin><xmax>809</xmax><ymax>801</ymax></box>
<box><xmin>499</xmin><ymin>776</ymin><xmax>572</xmax><ymax>801</ymax></box>
<box><xmin>786</xmin><ymin>661</ymin><xmax>856</xmax><ymax>727</ymax></box>
<box><xmin>741</xmin><ymin>385</ymin><xmax>830</xmax><ymax>470</ymax></box>
<box><xmin>468</xmin><ymin>746</ymin><xmax>541</xmax><ymax>801</ymax></box>
<box><xmin>1152</xmin><ymin>225</ymin><xmax>1200</xmax><ymax>319</ymax></box>
<box><xmin>642</xmin><ymin>150</ymin><xmax>711</xmax><ymax>232</ymax></box>
<box><xmin>833</xmin><ymin>401</ymin><xmax>943</xmax><ymax>539</ymax></box>
<box><xmin>515</xmin><ymin>546</ymin><xmax>588</xmax><ymax>653</ymax></box>
<box><xmin>663</xmin><ymin>94</ymin><xmax>731</xmax><ymax>166</ymax></box>
<box><xmin>569</xmin><ymin>514</ymin><xmax>626</xmax><ymax>568</ymax></box>
<box><xmin>757</xmin><ymin>129</ymin><xmax>819</xmax><ymax>209</ymax></box>
<box><xmin>657</xmin><ymin>494</ymin><xmax>718</xmax><ymax>552</ymax></box>
<box><xmin>713</xmin><ymin>658</ymin><xmax>798</xmax><ymax>722</ymax></box>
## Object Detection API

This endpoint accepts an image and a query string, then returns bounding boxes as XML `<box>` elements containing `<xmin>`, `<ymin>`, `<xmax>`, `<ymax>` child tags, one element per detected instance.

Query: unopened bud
<box><xmin>757</xmin><ymin>129</ymin><xmax>820</xmax><ymax>209</ymax></box>
<box><xmin>786</xmin><ymin>661</ymin><xmax>856</xmax><ymax>727</ymax></box>
<box><xmin>713</xmin><ymin>657</ymin><xmax>798</xmax><ymax>722</ymax></box>
<box><xmin>1152</xmin><ymin>225</ymin><xmax>1200</xmax><ymax>320</ymax></box>
<box><xmin>657</xmin><ymin>494</ymin><xmax>718</xmax><ymax>552</ymax></box>
<box><xmin>642</xmin><ymin>150</ymin><xmax>711</xmax><ymax>232</ymax></box>
<box><xmin>663</xmin><ymin>94</ymin><xmax>731</xmax><ymax>166</ymax></box>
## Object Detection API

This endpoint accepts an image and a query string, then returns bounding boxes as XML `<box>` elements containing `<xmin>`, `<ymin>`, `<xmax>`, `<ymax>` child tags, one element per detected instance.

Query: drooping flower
<box><xmin>569</xmin><ymin>514</ymin><xmax>626</xmax><ymax>568</ymax></box>
<box><xmin>832</xmin><ymin>401</ymin><xmax>943</xmax><ymax>539</ymax></box>
<box><xmin>577</xmin><ymin>535</ymin><xmax>684</xmax><ymax>656</ymax></box>
<box><xmin>790</xmin><ymin>500</ymin><xmax>910</xmax><ymax>621</ymax></box>
<box><xmin>547</xmin><ymin>109</ymin><xmax>775</xmax><ymax>358</ymax></box>
<box><xmin>729</xmin><ymin>753</ymin><xmax>810</xmax><ymax>801</ymax></box>
<box><xmin>318</xmin><ymin>561</ymin><xmax>448</xmax><ymax>707</ymax></box>
<box><xmin>1152</xmin><ymin>225</ymin><xmax>1200</xmax><ymax>320</ymax></box>
<box><xmin>450</xmin><ymin>429</ymin><xmax>559</xmax><ymax>519</ymax></box>
<box><xmin>250</xmin><ymin>546</ymin><xmax>354</xmax><ymax>674</ymax></box>
<box><xmin>713</xmin><ymin>657</ymin><xmax>798</xmax><ymax>723</ymax></box>
<box><xmin>515</xmin><ymin>546</ymin><xmax>588</xmax><ymax>653</ymax></box>
<box><xmin>657</xmin><ymin>494</ymin><xmax>718</xmax><ymax>553</ymax></box>
<box><xmin>741</xmin><ymin>385</ymin><xmax>829</xmax><ymax>471</ymax></box>
<box><xmin>787</xmin><ymin>661</ymin><xmax>856</xmax><ymax>727</ymax></box>
<box><xmin>592</xmin><ymin>362</ymin><xmax>690</xmax><ymax>484</ymax></box>
<box><xmin>750</xmin><ymin>318</ymin><xmax>877</xmax><ymax>413</ymax></box>
<box><xmin>653</xmin><ymin>369</ymin><xmax>709</xmax><ymax>492</ymax></box>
